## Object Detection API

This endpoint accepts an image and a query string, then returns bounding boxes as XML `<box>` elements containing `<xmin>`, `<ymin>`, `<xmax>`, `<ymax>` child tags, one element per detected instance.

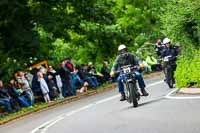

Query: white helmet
<box><xmin>163</xmin><ymin>38</ymin><xmax>171</xmax><ymax>44</ymax></box>
<box><xmin>118</xmin><ymin>44</ymin><xmax>126</xmax><ymax>51</ymax></box>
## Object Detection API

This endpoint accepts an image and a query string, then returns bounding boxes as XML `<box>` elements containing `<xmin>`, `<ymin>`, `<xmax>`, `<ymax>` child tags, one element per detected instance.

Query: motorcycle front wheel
<box><xmin>128</xmin><ymin>82</ymin><xmax>138</xmax><ymax>107</ymax></box>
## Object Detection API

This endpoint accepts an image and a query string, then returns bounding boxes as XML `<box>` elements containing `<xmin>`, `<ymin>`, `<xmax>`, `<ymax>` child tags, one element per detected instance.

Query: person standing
<box><xmin>155</xmin><ymin>39</ymin><xmax>165</xmax><ymax>57</ymax></box>
<box><xmin>37</xmin><ymin>72</ymin><xmax>51</xmax><ymax>103</ymax></box>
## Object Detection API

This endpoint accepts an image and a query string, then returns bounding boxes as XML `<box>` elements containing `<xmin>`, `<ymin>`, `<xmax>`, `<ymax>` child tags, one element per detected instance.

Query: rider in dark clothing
<box><xmin>161</xmin><ymin>38</ymin><xmax>178</xmax><ymax>65</ymax></box>
<box><xmin>161</xmin><ymin>38</ymin><xmax>179</xmax><ymax>84</ymax></box>
<box><xmin>110</xmin><ymin>44</ymin><xmax>149</xmax><ymax>101</ymax></box>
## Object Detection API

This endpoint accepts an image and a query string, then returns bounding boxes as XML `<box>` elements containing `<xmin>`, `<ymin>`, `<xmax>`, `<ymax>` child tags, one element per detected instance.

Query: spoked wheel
<box><xmin>129</xmin><ymin>82</ymin><xmax>138</xmax><ymax>107</ymax></box>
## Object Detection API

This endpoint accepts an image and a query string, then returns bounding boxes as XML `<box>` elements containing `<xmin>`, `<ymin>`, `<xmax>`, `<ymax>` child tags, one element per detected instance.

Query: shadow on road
<box><xmin>138</xmin><ymin>97</ymin><xmax>165</xmax><ymax>107</ymax></box>
<box><xmin>122</xmin><ymin>96</ymin><xmax>165</xmax><ymax>110</ymax></box>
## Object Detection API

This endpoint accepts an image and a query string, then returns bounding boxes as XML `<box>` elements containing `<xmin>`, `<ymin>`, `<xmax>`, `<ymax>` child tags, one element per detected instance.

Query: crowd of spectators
<box><xmin>0</xmin><ymin>57</ymin><xmax>113</xmax><ymax>114</ymax></box>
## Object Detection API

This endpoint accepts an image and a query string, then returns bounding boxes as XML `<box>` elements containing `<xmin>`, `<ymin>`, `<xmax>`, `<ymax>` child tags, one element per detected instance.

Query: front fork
<box><xmin>123</xmin><ymin>79</ymin><xmax>139</xmax><ymax>98</ymax></box>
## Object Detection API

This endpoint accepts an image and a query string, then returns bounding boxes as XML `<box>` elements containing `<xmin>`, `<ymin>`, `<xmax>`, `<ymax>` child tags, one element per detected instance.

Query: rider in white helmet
<box><xmin>118</xmin><ymin>44</ymin><xmax>126</xmax><ymax>51</ymax></box>
<box><xmin>163</xmin><ymin>38</ymin><xmax>170</xmax><ymax>44</ymax></box>
<box><xmin>161</xmin><ymin>37</ymin><xmax>178</xmax><ymax>56</ymax></box>
<box><xmin>110</xmin><ymin>44</ymin><xmax>149</xmax><ymax>101</ymax></box>
<box><xmin>161</xmin><ymin>37</ymin><xmax>179</xmax><ymax>85</ymax></box>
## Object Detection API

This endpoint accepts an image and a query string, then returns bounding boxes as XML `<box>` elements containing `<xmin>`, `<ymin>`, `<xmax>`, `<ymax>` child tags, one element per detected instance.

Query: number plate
<box><xmin>123</xmin><ymin>67</ymin><xmax>131</xmax><ymax>74</ymax></box>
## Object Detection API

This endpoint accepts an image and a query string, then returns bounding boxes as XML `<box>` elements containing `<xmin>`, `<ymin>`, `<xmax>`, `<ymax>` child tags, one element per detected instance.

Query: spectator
<box><xmin>101</xmin><ymin>61</ymin><xmax>111</xmax><ymax>82</ymax></box>
<box><xmin>0</xmin><ymin>80</ymin><xmax>14</xmax><ymax>113</ymax></box>
<box><xmin>87</xmin><ymin>62</ymin><xmax>100</xmax><ymax>85</ymax></box>
<box><xmin>58</xmin><ymin>61</ymin><xmax>73</xmax><ymax>97</ymax></box>
<box><xmin>77</xmin><ymin>64</ymin><xmax>98</xmax><ymax>89</ymax></box>
<box><xmin>48</xmin><ymin>66</ymin><xmax>64</xmax><ymax>99</ymax></box>
<box><xmin>146</xmin><ymin>54</ymin><xmax>162</xmax><ymax>72</ymax></box>
<box><xmin>155</xmin><ymin>39</ymin><xmax>165</xmax><ymax>57</ymax></box>
<box><xmin>31</xmin><ymin>68</ymin><xmax>43</xmax><ymax>98</ymax></box>
<box><xmin>7</xmin><ymin>79</ymin><xmax>30</xmax><ymax>107</ymax></box>
<box><xmin>139</xmin><ymin>60</ymin><xmax>150</xmax><ymax>73</ymax></box>
<box><xmin>38</xmin><ymin>66</ymin><xmax>48</xmax><ymax>82</ymax></box>
<box><xmin>78</xmin><ymin>82</ymin><xmax>89</xmax><ymax>93</ymax></box>
<box><xmin>17</xmin><ymin>71</ymin><xmax>34</xmax><ymax>105</ymax></box>
<box><xmin>74</xmin><ymin>66</ymin><xmax>88</xmax><ymax>93</ymax></box>
<box><xmin>47</xmin><ymin>73</ymin><xmax>59</xmax><ymax>100</ymax></box>
<box><xmin>65</xmin><ymin>57</ymin><xmax>76</xmax><ymax>96</ymax></box>
<box><xmin>37</xmin><ymin>71</ymin><xmax>51</xmax><ymax>103</ymax></box>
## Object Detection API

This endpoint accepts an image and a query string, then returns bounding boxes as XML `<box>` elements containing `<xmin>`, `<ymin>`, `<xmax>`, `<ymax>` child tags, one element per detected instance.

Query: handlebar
<box><xmin>116</xmin><ymin>65</ymin><xmax>138</xmax><ymax>74</ymax></box>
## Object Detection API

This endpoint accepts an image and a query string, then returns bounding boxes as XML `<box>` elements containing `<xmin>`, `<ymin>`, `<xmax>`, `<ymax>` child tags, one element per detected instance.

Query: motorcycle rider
<box><xmin>161</xmin><ymin>38</ymin><xmax>178</xmax><ymax>84</ymax></box>
<box><xmin>110</xmin><ymin>44</ymin><xmax>149</xmax><ymax>101</ymax></box>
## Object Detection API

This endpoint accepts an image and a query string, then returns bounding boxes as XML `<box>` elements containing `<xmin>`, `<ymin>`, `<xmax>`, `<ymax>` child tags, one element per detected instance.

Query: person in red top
<box><xmin>64</xmin><ymin>57</ymin><xmax>76</xmax><ymax>96</ymax></box>
<box><xmin>65</xmin><ymin>57</ymin><xmax>74</xmax><ymax>72</ymax></box>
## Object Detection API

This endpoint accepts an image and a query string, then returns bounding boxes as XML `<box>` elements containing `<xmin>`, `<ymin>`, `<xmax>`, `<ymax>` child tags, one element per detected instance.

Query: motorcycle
<box><xmin>119</xmin><ymin>65</ymin><xmax>140</xmax><ymax>107</ymax></box>
<box><xmin>162</xmin><ymin>55</ymin><xmax>176</xmax><ymax>88</ymax></box>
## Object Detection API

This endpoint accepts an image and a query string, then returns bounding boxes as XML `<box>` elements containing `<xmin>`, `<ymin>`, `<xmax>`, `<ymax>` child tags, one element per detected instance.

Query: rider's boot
<box><xmin>141</xmin><ymin>88</ymin><xmax>149</xmax><ymax>96</ymax></box>
<box><xmin>120</xmin><ymin>92</ymin><xmax>126</xmax><ymax>101</ymax></box>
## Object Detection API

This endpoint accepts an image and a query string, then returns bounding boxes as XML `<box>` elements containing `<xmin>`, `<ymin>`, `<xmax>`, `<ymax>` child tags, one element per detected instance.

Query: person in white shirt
<box><xmin>37</xmin><ymin>71</ymin><xmax>51</xmax><ymax>103</ymax></box>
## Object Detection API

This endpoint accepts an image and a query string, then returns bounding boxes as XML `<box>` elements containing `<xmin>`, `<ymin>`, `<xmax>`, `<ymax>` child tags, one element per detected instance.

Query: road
<box><xmin>1</xmin><ymin>75</ymin><xmax>200</xmax><ymax>133</ymax></box>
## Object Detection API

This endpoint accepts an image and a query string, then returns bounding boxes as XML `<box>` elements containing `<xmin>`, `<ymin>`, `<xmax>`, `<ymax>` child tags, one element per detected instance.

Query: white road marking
<box><xmin>146</xmin><ymin>80</ymin><xmax>164</xmax><ymax>88</ymax></box>
<box><xmin>165</xmin><ymin>89</ymin><xmax>200</xmax><ymax>100</ymax></box>
<box><xmin>95</xmin><ymin>95</ymin><xmax>120</xmax><ymax>104</ymax></box>
<box><xmin>40</xmin><ymin>116</ymin><xmax>64</xmax><ymax>133</ymax></box>
<box><xmin>30</xmin><ymin>80</ymin><xmax>163</xmax><ymax>133</ymax></box>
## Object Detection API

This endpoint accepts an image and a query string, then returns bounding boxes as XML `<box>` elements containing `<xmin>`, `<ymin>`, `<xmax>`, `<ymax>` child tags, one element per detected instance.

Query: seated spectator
<box><xmin>37</xmin><ymin>72</ymin><xmax>51</xmax><ymax>103</ymax></box>
<box><xmin>77</xmin><ymin>64</ymin><xmax>98</xmax><ymax>89</ymax></box>
<box><xmin>87</xmin><ymin>62</ymin><xmax>101</xmax><ymax>85</ymax></box>
<box><xmin>73</xmin><ymin>66</ymin><xmax>88</xmax><ymax>93</ymax></box>
<box><xmin>48</xmin><ymin>66</ymin><xmax>64</xmax><ymax>99</ymax></box>
<box><xmin>0</xmin><ymin>80</ymin><xmax>20</xmax><ymax>113</ymax></box>
<box><xmin>100</xmin><ymin>61</ymin><xmax>111</xmax><ymax>82</ymax></box>
<box><xmin>146</xmin><ymin>54</ymin><xmax>162</xmax><ymax>72</ymax></box>
<box><xmin>0</xmin><ymin>80</ymin><xmax>14</xmax><ymax>113</ymax></box>
<box><xmin>78</xmin><ymin>82</ymin><xmax>89</xmax><ymax>93</ymax></box>
<box><xmin>24</xmin><ymin>72</ymin><xmax>33</xmax><ymax>87</ymax></box>
<box><xmin>16</xmin><ymin>71</ymin><xmax>34</xmax><ymax>105</ymax></box>
<box><xmin>139</xmin><ymin>60</ymin><xmax>150</xmax><ymax>73</ymax></box>
<box><xmin>47</xmin><ymin>73</ymin><xmax>59</xmax><ymax>100</ymax></box>
<box><xmin>7</xmin><ymin>79</ymin><xmax>30</xmax><ymax>107</ymax></box>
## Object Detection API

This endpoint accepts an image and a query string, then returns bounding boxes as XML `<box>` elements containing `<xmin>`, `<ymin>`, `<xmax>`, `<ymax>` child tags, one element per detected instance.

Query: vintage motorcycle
<box><xmin>162</xmin><ymin>55</ymin><xmax>176</xmax><ymax>88</ymax></box>
<box><xmin>120</xmin><ymin>65</ymin><xmax>140</xmax><ymax>107</ymax></box>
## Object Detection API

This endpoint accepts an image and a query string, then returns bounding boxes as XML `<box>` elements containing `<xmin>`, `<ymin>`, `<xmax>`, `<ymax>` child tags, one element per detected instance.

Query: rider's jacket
<box><xmin>111</xmin><ymin>52</ymin><xmax>139</xmax><ymax>72</ymax></box>
<box><xmin>161</xmin><ymin>45</ymin><xmax>178</xmax><ymax>65</ymax></box>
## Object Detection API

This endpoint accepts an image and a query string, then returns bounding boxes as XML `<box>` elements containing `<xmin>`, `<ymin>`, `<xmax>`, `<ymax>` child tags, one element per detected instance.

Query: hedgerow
<box><xmin>175</xmin><ymin>48</ymin><xmax>200</xmax><ymax>88</ymax></box>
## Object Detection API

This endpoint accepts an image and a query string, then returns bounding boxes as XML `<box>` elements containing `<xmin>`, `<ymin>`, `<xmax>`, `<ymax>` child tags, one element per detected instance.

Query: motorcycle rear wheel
<box><xmin>167</xmin><ymin>79</ymin><xmax>173</xmax><ymax>88</ymax></box>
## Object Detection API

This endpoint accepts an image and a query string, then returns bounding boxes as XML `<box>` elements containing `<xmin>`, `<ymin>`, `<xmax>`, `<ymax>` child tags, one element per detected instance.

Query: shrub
<box><xmin>175</xmin><ymin>48</ymin><xmax>200</xmax><ymax>88</ymax></box>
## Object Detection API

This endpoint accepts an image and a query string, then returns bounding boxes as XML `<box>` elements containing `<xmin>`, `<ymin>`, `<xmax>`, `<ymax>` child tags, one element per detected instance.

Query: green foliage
<box><xmin>175</xmin><ymin>48</ymin><xmax>200</xmax><ymax>88</ymax></box>
<box><xmin>161</xmin><ymin>0</ymin><xmax>200</xmax><ymax>47</ymax></box>
<box><xmin>2</xmin><ymin>0</ymin><xmax>200</xmax><ymax>88</ymax></box>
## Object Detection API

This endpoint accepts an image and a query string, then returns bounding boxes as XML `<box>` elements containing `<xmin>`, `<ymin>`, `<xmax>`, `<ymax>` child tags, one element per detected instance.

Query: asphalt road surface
<box><xmin>1</xmin><ymin>75</ymin><xmax>200</xmax><ymax>133</ymax></box>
